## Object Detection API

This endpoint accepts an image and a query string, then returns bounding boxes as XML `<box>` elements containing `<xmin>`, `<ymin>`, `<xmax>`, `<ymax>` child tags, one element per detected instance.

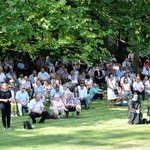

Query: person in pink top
<box><xmin>49</xmin><ymin>95</ymin><xmax>65</xmax><ymax>119</ymax></box>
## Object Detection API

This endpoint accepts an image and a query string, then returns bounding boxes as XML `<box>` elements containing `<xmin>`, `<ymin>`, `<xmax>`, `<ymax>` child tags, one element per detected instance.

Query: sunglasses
<box><xmin>22</xmin><ymin>88</ymin><xmax>25</xmax><ymax>89</ymax></box>
<box><xmin>9</xmin><ymin>87</ymin><xmax>13</xmax><ymax>88</ymax></box>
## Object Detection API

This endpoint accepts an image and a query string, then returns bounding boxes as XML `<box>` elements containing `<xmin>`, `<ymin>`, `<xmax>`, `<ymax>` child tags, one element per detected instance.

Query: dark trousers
<box><xmin>80</xmin><ymin>98</ymin><xmax>89</xmax><ymax>109</ymax></box>
<box><xmin>0</xmin><ymin>102</ymin><xmax>11</xmax><ymax>128</ymax></box>
<box><xmin>29</xmin><ymin>111</ymin><xmax>48</xmax><ymax>123</ymax></box>
<box><xmin>65</xmin><ymin>106</ymin><xmax>79</xmax><ymax>117</ymax></box>
<box><xmin>92</xmin><ymin>93</ymin><xmax>103</xmax><ymax>100</ymax></box>
<box><xmin>95</xmin><ymin>78</ymin><xmax>105</xmax><ymax>87</ymax></box>
<box><xmin>134</xmin><ymin>90</ymin><xmax>145</xmax><ymax>100</ymax></box>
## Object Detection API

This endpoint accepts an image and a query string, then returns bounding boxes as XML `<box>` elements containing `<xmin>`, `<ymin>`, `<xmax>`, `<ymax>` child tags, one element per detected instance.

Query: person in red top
<box><xmin>144</xmin><ymin>58</ymin><xmax>150</xmax><ymax>67</ymax></box>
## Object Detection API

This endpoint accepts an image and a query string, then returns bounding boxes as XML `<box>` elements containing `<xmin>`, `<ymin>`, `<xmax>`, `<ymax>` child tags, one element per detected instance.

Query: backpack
<box><xmin>23</xmin><ymin>121</ymin><xmax>33</xmax><ymax>129</ymax></box>
<box><xmin>142</xmin><ymin>118</ymin><xmax>148</xmax><ymax>124</ymax></box>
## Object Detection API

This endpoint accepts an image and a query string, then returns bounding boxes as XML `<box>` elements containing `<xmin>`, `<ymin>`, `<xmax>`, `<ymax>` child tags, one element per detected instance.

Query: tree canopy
<box><xmin>0</xmin><ymin>0</ymin><xmax>149</xmax><ymax>63</ymax></box>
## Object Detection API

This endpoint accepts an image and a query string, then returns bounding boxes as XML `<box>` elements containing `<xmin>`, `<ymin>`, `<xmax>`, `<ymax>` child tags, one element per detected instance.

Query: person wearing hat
<box><xmin>64</xmin><ymin>92</ymin><xmax>81</xmax><ymax>118</ymax></box>
<box><xmin>128</xmin><ymin>93</ymin><xmax>143</xmax><ymax>124</ymax></box>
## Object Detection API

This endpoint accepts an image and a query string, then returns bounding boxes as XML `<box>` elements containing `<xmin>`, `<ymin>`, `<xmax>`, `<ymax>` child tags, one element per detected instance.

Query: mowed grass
<box><xmin>0</xmin><ymin>99</ymin><xmax>150</xmax><ymax>150</ymax></box>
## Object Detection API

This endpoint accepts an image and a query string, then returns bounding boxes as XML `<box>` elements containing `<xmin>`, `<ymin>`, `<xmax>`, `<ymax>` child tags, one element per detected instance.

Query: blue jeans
<box><xmin>80</xmin><ymin>98</ymin><xmax>89</xmax><ymax>109</ymax></box>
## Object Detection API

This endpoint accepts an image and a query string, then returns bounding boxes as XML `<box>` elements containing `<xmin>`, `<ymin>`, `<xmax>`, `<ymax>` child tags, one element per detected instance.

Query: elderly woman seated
<box><xmin>49</xmin><ymin>95</ymin><xmax>65</xmax><ymax>119</ymax></box>
<box><xmin>64</xmin><ymin>92</ymin><xmax>81</xmax><ymax>118</ymax></box>
<box><xmin>128</xmin><ymin>93</ymin><xmax>143</xmax><ymax>124</ymax></box>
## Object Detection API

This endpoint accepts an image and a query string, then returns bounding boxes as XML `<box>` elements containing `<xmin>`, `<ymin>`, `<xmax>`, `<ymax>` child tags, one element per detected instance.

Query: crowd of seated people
<box><xmin>0</xmin><ymin>52</ymin><xmax>150</xmax><ymax>125</ymax></box>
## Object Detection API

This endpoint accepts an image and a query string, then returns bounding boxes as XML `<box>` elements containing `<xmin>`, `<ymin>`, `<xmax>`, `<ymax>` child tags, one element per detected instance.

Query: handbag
<box><xmin>110</xmin><ymin>79</ymin><xmax>118</xmax><ymax>95</ymax></box>
<box><xmin>114</xmin><ymin>89</ymin><xmax>119</xmax><ymax>95</ymax></box>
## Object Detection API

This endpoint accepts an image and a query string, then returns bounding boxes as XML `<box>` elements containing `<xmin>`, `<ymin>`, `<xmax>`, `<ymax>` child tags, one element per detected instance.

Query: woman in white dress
<box><xmin>106</xmin><ymin>73</ymin><xmax>117</xmax><ymax>108</ymax></box>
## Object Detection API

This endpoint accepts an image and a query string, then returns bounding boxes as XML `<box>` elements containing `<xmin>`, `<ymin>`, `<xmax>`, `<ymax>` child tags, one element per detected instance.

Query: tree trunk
<box><xmin>133</xmin><ymin>52</ymin><xmax>139</xmax><ymax>74</ymax></box>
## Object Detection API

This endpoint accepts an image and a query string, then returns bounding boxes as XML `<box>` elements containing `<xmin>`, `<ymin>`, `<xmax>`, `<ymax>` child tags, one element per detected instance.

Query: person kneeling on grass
<box><xmin>128</xmin><ymin>93</ymin><xmax>143</xmax><ymax>124</ymax></box>
<box><xmin>29</xmin><ymin>94</ymin><xmax>48</xmax><ymax>124</ymax></box>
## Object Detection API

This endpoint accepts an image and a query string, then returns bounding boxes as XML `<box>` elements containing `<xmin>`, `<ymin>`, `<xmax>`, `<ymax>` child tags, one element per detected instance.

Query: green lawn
<box><xmin>0</xmin><ymin>100</ymin><xmax>150</xmax><ymax>150</ymax></box>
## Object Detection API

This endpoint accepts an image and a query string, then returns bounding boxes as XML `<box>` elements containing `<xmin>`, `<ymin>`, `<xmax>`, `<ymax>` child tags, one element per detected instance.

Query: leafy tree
<box><xmin>0</xmin><ymin>0</ymin><xmax>149</xmax><ymax>69</ymax></box>
<box><xmin>103</xmin><ymin>0</ymin><xmax>150</xmax><ymax>72</ymax></box>
<box><xmin>0</xmin><ymin>0</ymin><xmax>111</xmax><ymax>63</ymax></box>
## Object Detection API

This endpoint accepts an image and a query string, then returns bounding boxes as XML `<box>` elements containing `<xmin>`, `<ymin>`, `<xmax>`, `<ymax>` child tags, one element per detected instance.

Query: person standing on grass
<box><xmin>106</xmin><ymin>73</ymin><xmax>117</xmax><ymax>108</ymax></box>
<box><xmin>0</xmin><ymin>83</ymin><xmax>12</xmax><ymax>129</ymax></box>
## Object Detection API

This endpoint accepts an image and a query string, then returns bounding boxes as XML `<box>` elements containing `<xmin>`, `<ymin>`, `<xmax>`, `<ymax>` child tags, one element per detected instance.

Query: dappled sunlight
<box><xmin>0</xmin><ymin>101</ymin><xmax>150</xmax><ymax>150</ymax></box>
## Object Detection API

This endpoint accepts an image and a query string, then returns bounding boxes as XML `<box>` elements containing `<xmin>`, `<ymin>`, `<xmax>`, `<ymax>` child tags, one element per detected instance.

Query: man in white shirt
<box><xmin>29</xmin><ymin>94</ymin><xmax>48</xmax><ymax>123</ymax></box>
<box><xmin>133</xmin><ymin>77</ymin><xmax>145</xmax><ymax>100</ymax></box>
<box><xmin>142</xmin><ymin>65</ymin><xmax>150</xmax><ymax>78</ymax></box>
<box><xmin>38</xmin><ymin>67</ymin><xmax>50</xmax><ymax>82</ymax></box>
<box><xmin>78</xmin><ymin>83</ymin><xmax>89</xmax><ymax>110</ymax></box>
<box><xmin>120</xmin><ymin>73</ymin><xmax>132</xmax><ymax>85</ymax></box>
<box><xmin>0</xmin><ymin>67</ymin><xmax>6</xmax><ymax>84</ymax></box>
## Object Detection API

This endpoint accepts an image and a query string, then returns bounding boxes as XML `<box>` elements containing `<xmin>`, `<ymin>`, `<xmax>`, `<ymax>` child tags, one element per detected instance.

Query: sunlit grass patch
<box><xmin>0</xmin><ymin>100</ymin><xmax>150</xmax><ymax>150</ymax></box>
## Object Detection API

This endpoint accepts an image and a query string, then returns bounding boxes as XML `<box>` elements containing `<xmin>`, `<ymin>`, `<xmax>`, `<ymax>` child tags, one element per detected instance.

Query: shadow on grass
<box><xmin>1</xmin><ymin>126</ymin><xmax>150</xmax><ymax>149</ymax></box>
<box><xmin>0</xmin><ymin>100</ymin><xmax>149</xmax><ymax>149</ymax></box>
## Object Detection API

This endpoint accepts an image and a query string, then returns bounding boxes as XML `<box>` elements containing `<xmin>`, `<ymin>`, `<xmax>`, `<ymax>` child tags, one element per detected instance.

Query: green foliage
<box><xmin>0</xmin><ymin>0</ymin><xmax>149</xmax><ymax>63</ymax></box>
<box><xmin>105</xmin><ymin>0</ymin><xmax>150</xmax><ymax>55</ymax></box>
